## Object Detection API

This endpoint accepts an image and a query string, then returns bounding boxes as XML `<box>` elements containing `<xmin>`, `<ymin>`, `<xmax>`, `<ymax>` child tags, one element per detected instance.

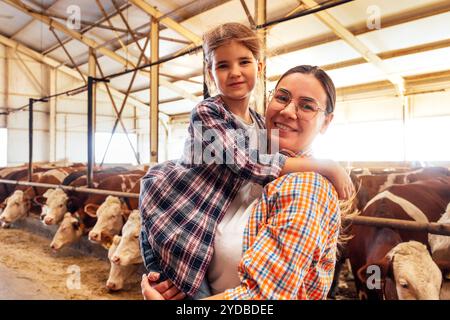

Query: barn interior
<box><xmin>0</xmin><ymin>0</ymin><xmax>449</xmax><ymax>301</ymax></box>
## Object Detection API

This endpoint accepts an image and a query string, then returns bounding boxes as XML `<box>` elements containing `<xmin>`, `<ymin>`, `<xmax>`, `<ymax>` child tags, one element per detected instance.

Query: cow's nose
<box><xmin>106</xmin><ymin>282</ymin><xmax>117</xmax><ymax>291</ymax></box>
<box><xmin>89</xmin><ymin>231</ymin><xmax>99</xmax><ymax>241</ymax></box>
<box><xmin>112</xmin><ymin>255</ymin><xmax>120</xmax><ymax>265</ymax></box>
<box><xmin>50</xmin><ymin>243</ymin><xmax>56</xmax><ymax>250</ymax></box>
<box><xmin>44</xmin><ymin>217</ymin><xmax>53</xmax><ymax>225</ymax></box>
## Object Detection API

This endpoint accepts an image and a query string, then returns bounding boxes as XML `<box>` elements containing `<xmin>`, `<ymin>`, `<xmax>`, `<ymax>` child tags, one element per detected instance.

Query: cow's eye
<box><xmin>399</xmin><ymin>279</ymin><xmax>408</xmax><ymax>289</ymax></box>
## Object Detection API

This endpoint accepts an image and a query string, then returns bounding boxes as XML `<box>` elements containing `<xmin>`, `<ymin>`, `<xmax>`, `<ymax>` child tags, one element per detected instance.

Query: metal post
<box><xmin>87</xmin><ymin>76</ymin><xmax>95</xmax><ymax>188</ymax></box>
<box><xmin>28</xmin><ymin>98</ymin><xmax>33</xmax><ymax>181</ymax></box>
<box><xmin>255</xmin><ymin>0</ymin><xmax>267</xmax><ymax>114</ymax></box>
<box><xmin>150</xmin><ymin>18</ymin><xmax>159</xmax><ymax>163</ymax></box>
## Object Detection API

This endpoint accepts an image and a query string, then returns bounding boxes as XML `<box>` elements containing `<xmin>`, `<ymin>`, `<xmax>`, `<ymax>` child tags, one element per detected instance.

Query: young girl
<box><xmin>139</xmin><ymin>23</ymin><xmax>353</xmax><ymax>299</ymax></box>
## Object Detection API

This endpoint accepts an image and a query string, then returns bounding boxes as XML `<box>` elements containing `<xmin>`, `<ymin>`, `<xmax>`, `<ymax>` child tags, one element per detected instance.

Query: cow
<box><xmin>347</xmin><ymin>177</ymin><xmax>450</xmax><ymax>300</ymax></box>
<box><xmin>106</xmin><ymin>235</ymin><xmax>140</xmax><ymax>291</ymax></box>
<box><xmin>351</xmin><ymin>167</ymin><xmax>449</xmax><ymax>212</ymax></box>
<box><xmin>109</xmin><ymin>209</ymin><xmax>142</xmax><ymax>266</ymax></box>
<box><xmin>47</xmin><ymin>173</ymin><xmax>142</xmax><ymax>249</ymax></box>
<box><xmin>0</xmin><ymin>167</ymin><xmax>84</xmax><ymax>227</ymax></box>
<box><xmin>38</xmin><ymin>167</ymin><xmax>133</xmax><ymax>225</ymax></box>
<box><xmin>87</xmin><ymin>179</ymin><xmax>140</xmax><ymax>247</ymax></box>
<box><xmin>39</xmin><ymin>188</ymin><xmax>70</xmax><ymax>225</ymax></box>
<box><xmin>0</xmin><ymin>172</ymin><xmax>45</xmax><ymax>227</ymax></box>
<box><xmin>50</xmin><ymin>212</ymin><xmax>84</xmax><ymax>251</ymax></box>
<box><xmin>87</xmin><ymin>196</ymin><xmax>132</xmax><ymax>247</ymax></box>
<box><xmin>0</xmin><ymin>166</ymin><xmax>49</xmax><ymax>204</ymax></box>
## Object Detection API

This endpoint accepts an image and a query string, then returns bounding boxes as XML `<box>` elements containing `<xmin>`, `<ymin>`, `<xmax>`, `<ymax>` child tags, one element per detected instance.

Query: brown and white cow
<box><xmin>109</xmin><ymin>210</ymin><xmax>142</xmax><ymax>266</ymax></box>
<box><xmin>106</xmin><ymin>235</ymin><xmax>140</xmax><ymax>291</ymax></box>
<box><xmin>50</xmin><ymin>212</ymin><xmax>84</xmax><ymax>251</ymax></box>
<box><xmin>0</xmin><ymin>172</ymin><xmax>45</xmax><ymax>227</ymax></box>
<box><xmin>347</xmin><ymin>177</ymin><xmax>450</xmax><ymax>300</ymax></box>
<box><xmin>0</xmin><ymin>167</ymin><xmax>82</xmax><ymax>227</ymax></box>
<box><xmin>39</xmin><ymin>167</ymin><xmax>134</xmax><ymax>225</ymax></box>
<box><xmin>87</xmin><ymin>196</ymin><xmax>131</xmax><ymax>246</ymax></box>
<box><xmin>87</xmin><ymin>179</ymin><xmax>140</xmax><ymax>247</ymax></box>
<box><xmin>47</xmin><ymin>173</ymin><xmax>142</xmax><ymax>249</ymax></box>
<box><xmin>351</xmin><ymin>167</ymin><xmax>449</xmax><ymax>211</ymax></box>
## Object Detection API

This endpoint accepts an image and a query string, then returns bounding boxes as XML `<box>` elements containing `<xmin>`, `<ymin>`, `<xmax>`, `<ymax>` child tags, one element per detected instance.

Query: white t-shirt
<box><xmin>207</xmin><ymin>112</ymin><xmax>264</xmax><ymax>294</ymax></box>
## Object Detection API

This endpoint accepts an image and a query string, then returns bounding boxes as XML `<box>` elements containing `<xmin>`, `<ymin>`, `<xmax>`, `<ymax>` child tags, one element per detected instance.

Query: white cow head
<box><xmin>389</xmin><ymin>241</ymin><xmax>442</xmax><ymax>300</ymax></box>
<box><xmin>0</xmin><ymin>190</ymin><xmax>30</xmax><ymax>227</ymax></box>
<box><xmin>106</xmin><ymin>235</ymin><xmax>139</xmax><ymax>291</ymax></box>
<box><xmin>50</xmin><ymin>212</ymin><xmax>83</xmax><ymax>251</ymax></box>
<box><xmin>110</xmin><ymin>210</ymin><xmax>142</xmax><ymax>266</ymax></box>
<box><xmin>41</xmin><ymin>189</ymin><xmax>69</xmax><ymax>225</ymax></box>
<box><xmin>88</xmin><ymin>196</ymin><xmax>128</xmax><ymax>246</ymax></box>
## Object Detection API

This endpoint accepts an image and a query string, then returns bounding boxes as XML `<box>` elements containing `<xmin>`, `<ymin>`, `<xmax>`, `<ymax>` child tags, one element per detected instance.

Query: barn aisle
<box><xmin>0</xmin><ymin>264</ymin><xmax>63</xmax><ymax>299</ymax></box>
<box><xmin>0</xmin><ymin>227</ymin><xmax>142</xmax><ymax>300</ymax></box>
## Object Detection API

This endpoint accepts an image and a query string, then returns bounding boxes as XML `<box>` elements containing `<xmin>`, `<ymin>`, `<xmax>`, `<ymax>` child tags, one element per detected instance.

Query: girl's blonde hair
<box><xmin>202</xmin><ymin>22</ymin><xmax>264</xmax><ymax>100</ymax></box>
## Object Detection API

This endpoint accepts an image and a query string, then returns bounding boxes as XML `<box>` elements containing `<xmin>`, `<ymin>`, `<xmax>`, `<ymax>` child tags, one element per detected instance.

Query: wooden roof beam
<box><xmin>300</xmin><ymin>0</ymin><xmax>405</xmax><ymax>94</ymax></box>
<box><xmin>129</xmin><ymin>0</ymin><xmax>202</xmax><ymax>45</ymax></box>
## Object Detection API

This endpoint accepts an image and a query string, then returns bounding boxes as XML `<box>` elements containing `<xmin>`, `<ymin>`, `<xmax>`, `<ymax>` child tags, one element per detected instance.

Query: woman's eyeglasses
<box><xmin>269</xmin><ymin>88</ymin><xmax>327</xmax><ymax>121</ymax></box>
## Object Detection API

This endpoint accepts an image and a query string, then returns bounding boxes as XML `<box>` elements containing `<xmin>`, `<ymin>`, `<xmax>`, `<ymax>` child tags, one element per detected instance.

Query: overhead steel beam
<box><xmin>240</xmin><ymin>0</ymin><xmax>256</xmax><ymax>28</ymax></box>
<box><xmin>42</xmin><ymin>2</ymin><xmax>133</xmax><ymax>55</ymax></box>
<box><xmin>0</xmin><ymin>32</ymin><xmax>148</xmax><ymax>111</ymax></box>
<box><xmin>95</xmin><ymin>0</ymin><xmax>131</xmax><ymax>68</ymax></box>
<box><xmin>301</xmin><ymin>0</ymin><xmax>405</xmax><ymax>94</ymax></box>
<box><xmin>272</xmin><ymin>0</ymin><xmax>450</xmax><ymax>57</ymax></box>
<box><xmin>100</xmin><ymin>35</ymin><xmax>151</xmax><ymax>166</ymax></box>
<box><xmin>93</xmin><ymin>54</ymin><xmax>141</xmax><ymax>165</ymax></box>
<box><xmin>49</xmin><ymin>27</ymin><xmax>87</xmax><ymax>83</ymax></box>
<box><xmin>129</xmin><ymin>0</ymin><xmax>202</xmax><ymax>45</ymax></box>
<box><xmin>268</xmin><ymin>38</ymin><xmax>450</xmax><ymax>82</ymax></box>
<box><xmin>13</xmin><ymin>51</ymin><xmax>44</xmax><ymax>93</ymax></box>
<box><xmin>176</xmin><ymin>1</ymin><xmax>450</xmax><ymax>83</ymax></box>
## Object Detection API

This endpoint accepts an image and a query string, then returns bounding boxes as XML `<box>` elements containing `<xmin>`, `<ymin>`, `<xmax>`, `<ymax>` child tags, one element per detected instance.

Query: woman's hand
<box><xmin>141</xmin><ymin>272</ymin><xmax>186</xmax><ymax>300</ymax></box>
<box><xmin>322</xmin><ymin>161</ymin><xmax>355</xmax><ymax>200</ymax></box>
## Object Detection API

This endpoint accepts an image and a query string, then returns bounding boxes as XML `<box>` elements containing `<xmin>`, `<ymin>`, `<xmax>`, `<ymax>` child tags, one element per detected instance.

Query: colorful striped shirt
<box><xmin>224</xmin><ymin>172</ymin><xmax>340</xmax><ymax>300</ymax></box>
<box><xmin>139</xmin><ymin>95</ymin><xmax>287</xmax><ymax>297</ymax></box>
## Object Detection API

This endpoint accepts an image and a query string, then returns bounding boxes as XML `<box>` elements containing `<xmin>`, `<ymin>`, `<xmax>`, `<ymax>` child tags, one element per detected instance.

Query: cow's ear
<box><xmin>356</xmin><ymin>256</ymin><xmax>392</xmax><ymax>288</ymax></box>
<box><xmin>43</xmin><ymin>189</ymin><xmax>54</xmax><ymax>198</ymax></box>
<box><xmin>84</xmin><ymin>204</ymin><xmax>99</xmax><ymax>217</ymax></box>
<box><xmin>33</xmin><ymin>195</ymin><xmax>46</xmax><ymax>207</ymax></box>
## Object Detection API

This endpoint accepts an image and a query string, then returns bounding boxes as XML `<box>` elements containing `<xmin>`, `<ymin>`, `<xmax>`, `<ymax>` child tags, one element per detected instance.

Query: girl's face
<box><xmin>209</xmin><ymin>40</ymin><xmax>261</xmax><ymax>103</ymax></box>
<box><xmin>266</xmin><ymin>73</ymin><xmax>334</xmax><ymax>154</ymax></box>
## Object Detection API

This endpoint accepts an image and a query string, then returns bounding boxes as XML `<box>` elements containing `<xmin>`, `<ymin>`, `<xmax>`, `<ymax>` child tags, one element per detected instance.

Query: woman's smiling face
<box><xmin>266</xmin><ymin>72</ymin><xmax>334</xmax><ymax>154</ymax></box>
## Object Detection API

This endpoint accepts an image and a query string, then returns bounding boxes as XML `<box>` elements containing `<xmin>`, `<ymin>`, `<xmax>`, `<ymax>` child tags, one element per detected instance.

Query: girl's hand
<box><xmin>141</xmin><ymin>272</ymin><xmax>186</xmax><ymax>300</ymax></box>
<box><xmin>323</xmin><ymin>161</ymin><xmax>355</xmax><ymax>200</ymax></box>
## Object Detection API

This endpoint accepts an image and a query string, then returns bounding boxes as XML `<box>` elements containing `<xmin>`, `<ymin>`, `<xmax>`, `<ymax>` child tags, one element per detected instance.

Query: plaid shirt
<box><xmin>139</xmin><ymin>95</ymin><xmax>287</xmax><ymax>297</ymax></box>
<box><xmin>224</xmin><ymin>172</ymin><xmax>340</xmax><ymax>300</ymax></box>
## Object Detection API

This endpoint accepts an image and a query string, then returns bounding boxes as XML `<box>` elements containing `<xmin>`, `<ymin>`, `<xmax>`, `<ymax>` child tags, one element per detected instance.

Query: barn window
<box><xmin>0</xmin><ymin>128</ymin><xmax>6</xmax><ymax>166</ymax></box>
<box><xmin>405</xmin><ymin>116</ymin><xmax>450</xmax><ymax>161</ymax></box>
<box><xmin>95</xmin><ymin>132</ymin><xmax>138</xmax><ymax>165</ymax></box>
<box><xmin>312</xmin><ymin>120</ymin><xmax>404</xmax><ymax>161</ymax></box>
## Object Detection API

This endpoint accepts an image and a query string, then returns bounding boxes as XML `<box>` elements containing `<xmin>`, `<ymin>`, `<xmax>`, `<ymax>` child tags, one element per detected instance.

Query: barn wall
<box><xmin>0</xmin><ymin>42</ymin><xmax>149</xmax><ymax>166</ymax></box>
